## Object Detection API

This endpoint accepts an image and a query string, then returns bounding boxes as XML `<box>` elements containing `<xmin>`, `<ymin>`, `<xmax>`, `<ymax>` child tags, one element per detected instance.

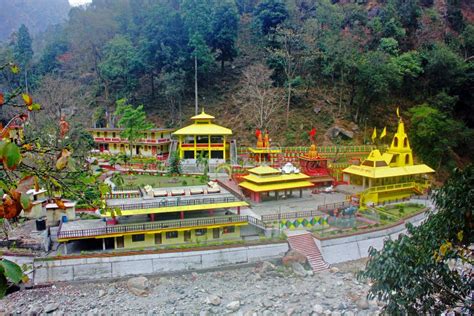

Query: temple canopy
<box><xmin>173</xmin><ymin>110</ymin><xmax>232</xmax><ymax>136</ymax></box>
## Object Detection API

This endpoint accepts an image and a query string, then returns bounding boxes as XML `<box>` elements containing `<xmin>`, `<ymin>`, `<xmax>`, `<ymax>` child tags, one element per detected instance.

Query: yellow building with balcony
<box><xmin>342</xmin><ymin>117</ymin><xmax>434</xmax><ymax>206</ymax></box>
<box><xmin>172</xmin><ymin>111</ymin><xmax>232</xmax><ymax>161</ymax></box>
<box><xmin>87</xmin><ymin>127</ymin><xmax>174</xmax><ymax>159</ymax></box>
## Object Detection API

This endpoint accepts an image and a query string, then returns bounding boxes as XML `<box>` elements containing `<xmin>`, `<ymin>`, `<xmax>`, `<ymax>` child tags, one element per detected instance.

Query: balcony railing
<box><xmin>108</xmin><ymin>196</ymin><xmax>242</xmax><ymax>211</ymax></box>
<box><xmin>93</xmin><ymin>137</ymin><xmax>171</xmax><ymax>144</ymax></box>
<box><xmin>58</xmin><ymin>215</ymin><xmax>263</xmax><ymax>240</ymax></box>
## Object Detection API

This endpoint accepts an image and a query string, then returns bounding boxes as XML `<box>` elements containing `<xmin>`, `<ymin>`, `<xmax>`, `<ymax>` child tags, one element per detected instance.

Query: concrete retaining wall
<box><xmin>33</xmin><ymin>243</ymin><xmax>289</xmax><ymax>284</ymax></box>
<box><xmin>317</xmin><ymin>211</ymin><xmax>427</xmax><ymax>264</ymax></box>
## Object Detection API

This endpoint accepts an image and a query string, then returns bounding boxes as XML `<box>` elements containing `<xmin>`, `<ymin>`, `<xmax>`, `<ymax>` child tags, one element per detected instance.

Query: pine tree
<box><xmin>13</xmin><ymin>24</ymin><xmax>33</xmax><ymax>91</ymax></box>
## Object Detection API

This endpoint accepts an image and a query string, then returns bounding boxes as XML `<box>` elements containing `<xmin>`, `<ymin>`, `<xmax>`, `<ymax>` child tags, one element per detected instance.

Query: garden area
<box><xmin>113</xmin><ymin>174</ymin><xmax>208</xmax><ymax>189</ymax></box>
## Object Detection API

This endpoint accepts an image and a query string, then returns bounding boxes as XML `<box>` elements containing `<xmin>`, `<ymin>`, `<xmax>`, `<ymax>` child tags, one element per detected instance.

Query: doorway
<box><xmin>213</xmin><ymin>228</ymin><xmax>220</xmax><ymax>239</ymax></box>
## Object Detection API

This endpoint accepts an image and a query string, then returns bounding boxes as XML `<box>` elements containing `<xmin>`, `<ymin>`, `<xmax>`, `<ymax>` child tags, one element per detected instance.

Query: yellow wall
<box><xmin>115</xmin><ymin>226</ymin><xmax>241</xmax><ymax>250</ymax></box>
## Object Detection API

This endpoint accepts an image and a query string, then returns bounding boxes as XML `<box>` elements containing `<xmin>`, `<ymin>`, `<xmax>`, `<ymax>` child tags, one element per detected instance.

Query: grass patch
<box><xmin>117</xmin><ymin>174</ymin><xmax>207</xmax><ymax>188</ymax></box>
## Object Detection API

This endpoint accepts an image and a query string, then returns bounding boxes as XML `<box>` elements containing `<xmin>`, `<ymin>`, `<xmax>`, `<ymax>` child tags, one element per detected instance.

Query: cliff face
<box><xmin>0</xmin><ymin>0</ymin><xmax>71</xmax><ymax>42</ymax></box>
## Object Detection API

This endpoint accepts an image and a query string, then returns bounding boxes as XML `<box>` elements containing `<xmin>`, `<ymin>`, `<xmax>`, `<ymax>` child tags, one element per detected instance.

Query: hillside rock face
<box><xmin>0</xmin><ymin>0</ymin><xmax>70</xmax><ymax>42</ymax></box>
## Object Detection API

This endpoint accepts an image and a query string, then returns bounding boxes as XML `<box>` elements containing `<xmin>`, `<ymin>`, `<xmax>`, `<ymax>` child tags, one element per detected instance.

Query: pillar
<box><xmin>275</xmin><ymin>191</ymin><xmax>279</xmax><ymax>200</ymax></box>
<box><xmin>255</xmin><ymin>193</ymin><xmax>261</xmax><ymax>203</ymax></box>
<box><xmin>180</xmin><ymin>211</ymin><xmax>184</xmax><ymax>220</ymax></box>
<box><xmin>64</xmin><ymin>242</ymin><xmax>68</xmax><ymax>254</ymax></box>
<box><xmin>223</xmin><ymin>135</ymin><xmax>226</xmax><ymax>161</ymax></box>
<box><xmin>208</xmin><ymin>134</ymin><xmax>211</xmax><ymax>159</ymax></box>
<box><xmin>209</xmin><ymin>209</ymin><xmax>214</xmax><ymax>216</ymax></box>
<box><xmin>178</xmin><ymin>136</ymin><xmax>183</xmax><ymax>159</ymax></box>
<box><xmin>194</xmin><ymin>135</ymin><xmax>197</xmax><ymax>159</ymax></box>
<box><xmin>150</xmin><ymin>214</ymin><xmax>155</xmax><ymax>222</ymax></box>
<box><xmin>299</xmin><ymin>189</ymin><xmax>302</xmax><ymax>198</ymax></box>
<box><xmin>102</xmin><ymin>238</ymin><xmax>106</xmax><ymax>251</ymax></box>
<box><xmin>237</xmin><ymin>206</ymin><xmax>240</xmax><ymax>215</ymax></box>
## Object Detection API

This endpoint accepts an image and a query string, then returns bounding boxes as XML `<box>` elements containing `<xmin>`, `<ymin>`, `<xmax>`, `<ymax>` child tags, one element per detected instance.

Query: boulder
<box><xmin>205</xmin><ymin>295</ymin><xmax>221</xmax><ymax>306</ymax></box>
<box><xmin>327</xmin><ymin>126</ymin><xmax>354</xmax><ymax>140</ymax></box>
<box><xmin>282</xmin><ymin>250</ymin><xmax>307</xmax><ymax>266</ymax></box>
<box><xmin>313</xmin><ymin>304</ymin><xmax>324</xmax><ymax>314</ymax></box>
<box><xmin>356</xmin><ymin>298</ymin><xmax>369</xmax><ymax>310</ymax></box>
<box><xmin>226</xmin><ymin>301</ymin><xmax>240</xmax><ymax>312</ymax></box>
<box><xmin>127</xmin><ymin>276</ymin><xmax>150</xmax><ymax>297</ymax></box>
<box><xmin>291</xmin><ymin>262</ymin><xmax>307</xmax><ymax>277</ymax></box>
<box><xmin>44</xmin><ymin>303</ymin><xmax>59</xmax><ymax>314</ymax></box>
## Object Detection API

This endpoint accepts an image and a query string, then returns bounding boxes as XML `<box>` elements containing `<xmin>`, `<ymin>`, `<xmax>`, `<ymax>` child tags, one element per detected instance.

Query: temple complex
<box><xmin>238</xmin><ymin>165</ymin><xmax>314</xmax><ymax>203</ymax></box>
<box><xmin>173</xmin><ymin>110</ymin><xmax>232</xmax><ymax>161</ymax></box>
<box><xmin>87</xmin><ymin>127</ymin><xmax>174</xmax><ymax>159</ymax></box>
<box><xmin>342</xmin><ymin>116</ymin><xmax>434</xmax><ymax>206</ymax></box>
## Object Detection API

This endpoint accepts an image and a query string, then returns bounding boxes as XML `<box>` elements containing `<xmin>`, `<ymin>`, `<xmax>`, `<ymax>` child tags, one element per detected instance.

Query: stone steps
<box><xmin>287</xmin><ymin>232</ymin><xmax>329</xmax><ymax>272</ymax></box>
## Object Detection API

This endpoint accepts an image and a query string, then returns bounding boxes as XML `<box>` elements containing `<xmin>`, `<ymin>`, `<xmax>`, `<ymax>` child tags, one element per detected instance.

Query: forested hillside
<box><xmin>0</xmin><ymin>0</ymin><xmax>70</xmax><ymax>42</ymax></box>
<box><xmin>1</xmin><ymin>0</ymin><xmax>473</xmax><ymax>174</ymax></box>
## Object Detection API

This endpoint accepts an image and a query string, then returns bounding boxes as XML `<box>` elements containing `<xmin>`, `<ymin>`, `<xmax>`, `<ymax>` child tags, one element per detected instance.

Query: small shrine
<box><xmin>299</xmin><ymin>128</ymin><xmax>334</xmax><ymax>186</ymax></box>
<box><xmin>247</xmin><ymin>129</ymin><xmax>281</xmax><ymax>164</ymax></box>
<box><xmin>238</xmin><ymin>164</ymin><xmax>314</xmax><ymax>203</ymax></box>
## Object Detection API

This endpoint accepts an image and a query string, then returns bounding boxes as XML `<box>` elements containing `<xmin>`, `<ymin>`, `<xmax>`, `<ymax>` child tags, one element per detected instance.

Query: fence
<box><xmin>260</xmin><ymin>201</ymin><xmax>351</xmax><ymax>222</ymax></box>
<box><xmin>58</xmin><ymin>215</ymin><xmax>252</xmax><ymax>240</ymax></box>
<box><xmin>109</xmin><ymin>196</ymin><xmax>241</xmax><ymax>211</ymax></box>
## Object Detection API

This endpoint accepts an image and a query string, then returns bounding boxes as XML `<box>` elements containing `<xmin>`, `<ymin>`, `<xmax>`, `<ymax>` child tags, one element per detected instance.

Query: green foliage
<box><xmin>167</xmin><ymin>151</ymin><xmax>182</xmax><ymax>175</ymax></box>
<box><xmin>114</xmin><ymin>99</ymin><xmax>154</xmax><ymax>158</ymax></box>
<box><xmin>359</xmin><ymin>166</ymin><xmax>473</xmax><ymax>314</ymax></box>
<box><xmin>0</xmin><ymin>258</ymin><xmax>25</xmax><ymax>298</ymax></box>
<box><xmin>409</xmin><ymin>104</ymin><xmax>469</xmax><ymax>169</ymax></box>
<box><xmin>210</xmin><ymin>0</ymin><xmax>239</xmax><ymax>71</ymax></box>
<box><xmin>13</xmin><ymin>24</ymin><xmax>33</xmax><ymax>69</ymax></box>
<box><xmin>254</xmin><ymin>0</ymin><xmax>289</xmax><ymax>35</ymax></box>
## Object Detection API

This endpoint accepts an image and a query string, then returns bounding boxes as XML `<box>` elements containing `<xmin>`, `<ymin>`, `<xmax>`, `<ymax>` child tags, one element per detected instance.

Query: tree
<box><xmin>98</xmin><ymin>35</ymin><xmax>142</xmax><ymax>98</ymax></box>
<box><xmin>114</xmin><ymin>99</ymin><xmax>154</xmax><ymax>158</ymax></box>
<box><xmin>234</xmin><ymin>64</ymin><xmax>284</xmax><ymax>131</ymax></box>
<box><xmin>167</xmin><ymin>151</ymin><xmax>182</xmax><ymax>175</ymax></box>
<box><xmin>359</xmin><ymin>165</ymin><xmax>473</xmax><ymax>314</ymax></box>
<box><xmin>210</xmin><ymin>0</ymin><xmax>239</xmax><ymax>72</ymax></box>
<box><xmin>13</xmin><ymin>25</ymin><xmax>33</xmax><ymax>92</ymax></box>
<box><xmin>408</xmin><ymin>104</ymin><xmax>469</xmax><ymax>170</ymax></box>
<box><xmin>270</xmin><ymin>26</ymin><xmax>305</xmax><ymax>126</ymax></box>
<box><xmin>254</xmin><ymin>0</ymin><xmax>289</xmax><ymax>35</ymax></box>
<box><xmin>158</xmin><ymin>67</ymin><xmax>186</xmax><ymax>125</ymax></box>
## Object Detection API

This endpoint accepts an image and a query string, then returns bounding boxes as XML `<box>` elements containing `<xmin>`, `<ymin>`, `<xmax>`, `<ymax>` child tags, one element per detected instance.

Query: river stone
<box><xmin>205</xmin><ymin>295</ymin><xmax>221</xmax><ymax>306</ymax></box>
<box><xmin>127</xmin><ymin>276</ymin><xmax>150</xmax><ymax>296</ymax></box>
<box><xmin>44</xmin><ymin>303</ymin><xmax>59</xmax><ymax>313</ymax></box>
<box><xmin>226</xmin><ymin>301</ymin><xmax>240</xmax><ymax>312</ymax></box>
<box><xmin>356</xmin><ymin>298</ymin><xmax>369</xmax><ymax>310</ymax></box>
<box><xmin>313</xmin><ymin>304</ymin><xmax>324</xmax><ymax>314</ymax></box>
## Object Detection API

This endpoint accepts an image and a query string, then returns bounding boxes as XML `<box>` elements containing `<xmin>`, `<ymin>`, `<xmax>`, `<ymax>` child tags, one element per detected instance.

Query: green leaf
<box><xmin>2</xmin><ymin>142</ymin><xmax>21</xmax><ymax>170</ymax></box>
<box><xmin>0</xmin><ymin>259</ymin><xmax>23</xmax><ymax>284</ymax></box>
<box><xmin>30</xmin><ymin>103</ymin><xmax>41</xmax><ymax>111</ymax></box>
<box><xmin>0</xmin><ymin>274</ymin><xmax>7</xmax><ymax>299</ymax></box>
<box><xmin>10</xmin><ymin>64</ymin><xmax>19</xmax><ymax>74</ymax></box>
<box><xmin>20</xmin><ymin>193</ymin><xmax>31</xmax><ymax>210</ymax></box>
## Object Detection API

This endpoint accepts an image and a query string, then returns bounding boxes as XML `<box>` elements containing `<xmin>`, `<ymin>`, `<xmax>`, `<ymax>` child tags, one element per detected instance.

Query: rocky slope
<box><xmin>1</xmin><ymin>259</ymin><xmax>383</xmax><ymax>315</ymax></box>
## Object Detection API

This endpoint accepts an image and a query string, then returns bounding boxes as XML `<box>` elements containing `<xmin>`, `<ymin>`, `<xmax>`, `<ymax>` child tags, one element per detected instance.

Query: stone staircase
<box><xmin>287</xmin><ymin>232</ymin><xmax>330</xmax><ymax>272</ymax></box>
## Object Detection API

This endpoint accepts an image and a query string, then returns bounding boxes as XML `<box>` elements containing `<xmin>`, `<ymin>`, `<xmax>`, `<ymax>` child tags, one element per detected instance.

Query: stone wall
<box><xmin>33</xmin><ymin>243</ymin><xmax>289</xmax><ymax>284</ymax></box>
<box><xmin>316</xmin><ymin>211</ymin><xmax>427</xmax><ymax>264</ymax></box>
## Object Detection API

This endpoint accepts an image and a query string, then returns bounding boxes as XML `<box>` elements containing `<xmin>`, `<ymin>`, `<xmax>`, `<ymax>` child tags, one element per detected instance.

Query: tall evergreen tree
<box><xmin>13</xmin><ymin>24</ymin><xmax>33</xmax><ymax>92</ymax></box>
<box><xmin>210</xmin><ymin>0</ymin><xmax>239</xmax><ymax>72</ymax></box>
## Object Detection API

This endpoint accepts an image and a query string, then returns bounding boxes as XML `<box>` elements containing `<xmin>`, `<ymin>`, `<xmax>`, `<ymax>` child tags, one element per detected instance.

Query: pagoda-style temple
<box><xmin>239</xmin><ymin>165</ymin><xmax>314</xmax><ymax>203</ymax></box>
<box><xmin>342</xmin><ymin>116</ymin><xmax>434</xmax><ymax>206</ymax></box>
<box><xmin>173</xmin><ymin>110</ymin><xmax>232</xmax><ymax>161</ymax></box>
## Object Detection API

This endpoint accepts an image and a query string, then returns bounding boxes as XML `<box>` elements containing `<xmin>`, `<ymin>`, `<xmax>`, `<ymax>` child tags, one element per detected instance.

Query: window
<box><xmin>362</xmin><ymin>160</ymin><xmax>374</xmax><ymax>167</ymax></box>
<box><xmin>166</xmin><ymin>231</ymin><xmax>178</xmax><ymax>239</ymax></box>
<box><xmin>403</xmin><ymin>138</ymin><xmax>408</xmax><ymax>147</ymax></box>
<box><xmin>375</xmin><ymin>161</ymin><xmax>387</xmax><ymax>167</ymax></box>
<box><xmin>223</xmin><ymin>226</ymin><xmax>235</xmax><ymax>234</ymax></box>
<box><xmin>195</xmin><ymin>229</ymin><xmax>207</xmax><ymax>236</ymax></box>
<box><xmin>112</xmin><ymin>132</ymin><xmax>116</xmax><ymax>138</ymax></box>
<box><xmin>184</xmin><ymin>230</ymin><xmax>191</xmax><ymax>241</ymax></box>
<box><xmin>154</xmin><ymin>233</ymin><xmax>162</xmax><ymax>244</ymax></box>
<box><xmin>394</xmin><ymin>137</ymin><xmax>398</xmax><ymax>147</ymax></box>
<box><xmin>405</xmin><ymin>154</ymin><xmax>410</xmax><ymax>164</ymax></box>
<box><xmin>132</xmin><ymin>234</ymin><xmax>145</xmax><ymax>242</ymax></box>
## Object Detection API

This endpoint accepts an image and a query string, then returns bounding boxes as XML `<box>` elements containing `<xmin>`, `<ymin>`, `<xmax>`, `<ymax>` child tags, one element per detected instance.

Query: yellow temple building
<box><xmin>173</xmin><ymin>110</ymin><xmax>232</xmax><ymax>161</ymax></box>
<box><xmin>342</xmin><ymin>117</ymin><xmax>434</xmax><ymax>206</ymax></box>
<box><xmin>239</xmin><ymin>165</ymin><xmax>314</xmax><ymax>203</ymax></box>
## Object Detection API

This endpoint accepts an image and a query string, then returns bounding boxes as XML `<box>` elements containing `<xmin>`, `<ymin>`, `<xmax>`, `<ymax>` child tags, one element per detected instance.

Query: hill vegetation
<box><xmin>0</xmin><ymin>0</ymin><xmax>473</xmax><ymax>174</ymax></box>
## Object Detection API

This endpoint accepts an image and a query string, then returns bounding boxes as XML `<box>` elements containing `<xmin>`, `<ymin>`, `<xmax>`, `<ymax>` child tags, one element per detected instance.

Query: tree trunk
<box><xmin>194</xmin><ymin>55</ymin><xmax>198</xmax><ymax>115</ymax></box>
<box><xmin>286</xmin><ymin>81</ymin><xmax>292</xmax><ymax>127</ymax></box>
<box><xmin>221</xmin><ymin>59</ymin><xmax>225</xmax><ymax>74</ymax></box>
<box><xmin>150</xmin><ymin>72</ymin><xmax>155</xmax><ymax>98</ymax></box>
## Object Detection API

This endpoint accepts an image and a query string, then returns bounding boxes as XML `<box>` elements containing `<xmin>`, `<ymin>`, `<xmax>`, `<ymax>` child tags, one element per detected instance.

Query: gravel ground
<box><xmin>0</xmin><ymin>259</ymin><xmax>383</xmax><ymax>316</ymax></box>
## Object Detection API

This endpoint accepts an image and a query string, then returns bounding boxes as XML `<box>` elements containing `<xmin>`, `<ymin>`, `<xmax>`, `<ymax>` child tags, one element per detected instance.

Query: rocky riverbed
<box><xmin>0</xmin><ymin>259</ymin><xmax>383</xmax><ymax>315</ymax></box>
